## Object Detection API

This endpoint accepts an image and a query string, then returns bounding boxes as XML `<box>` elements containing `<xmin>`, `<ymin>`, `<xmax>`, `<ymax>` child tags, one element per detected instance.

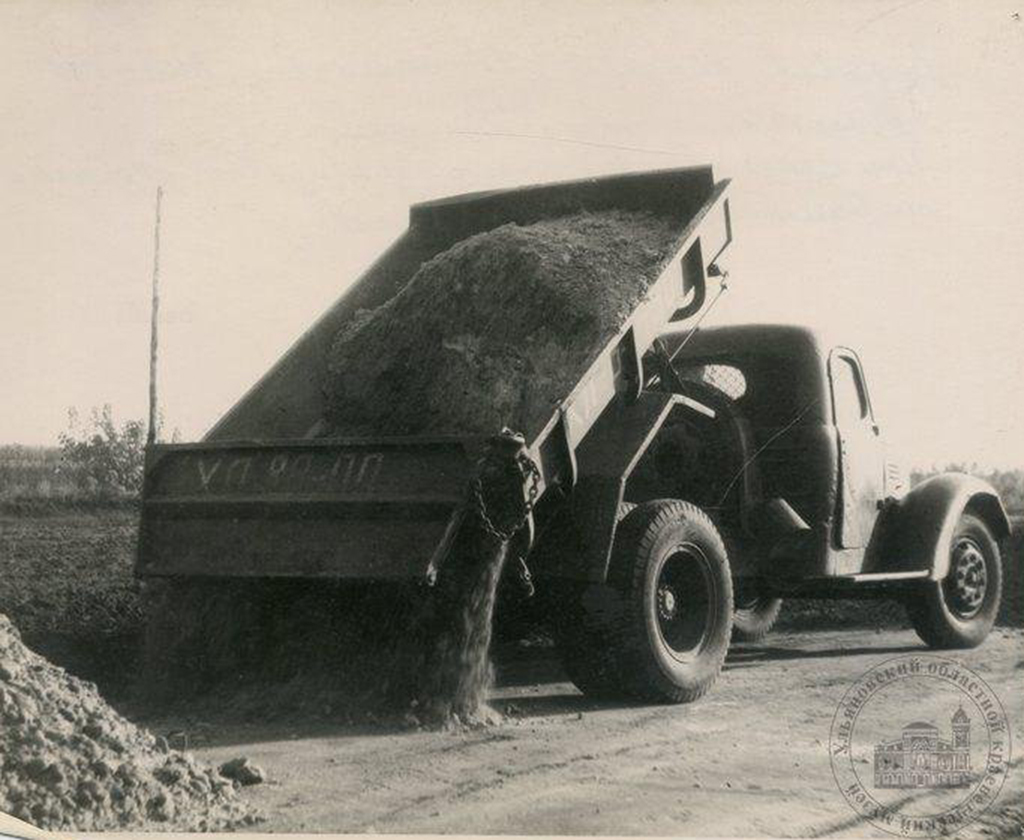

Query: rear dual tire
<box><xmin>555</xmin><ymin>500</ymin><xmax>733</xmax><ymax>704</ymax></box>
<box><xmin>732</xmin><ymin>593</ymin><xmax>783</xmax><ymax>643</ymax></box>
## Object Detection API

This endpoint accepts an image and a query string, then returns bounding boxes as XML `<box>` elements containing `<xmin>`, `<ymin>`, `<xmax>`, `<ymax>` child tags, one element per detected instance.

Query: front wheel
<box><xmin>904</xmin><ymin>513</ymin><xmax>1002</xmax><ymax>649</ymax></box>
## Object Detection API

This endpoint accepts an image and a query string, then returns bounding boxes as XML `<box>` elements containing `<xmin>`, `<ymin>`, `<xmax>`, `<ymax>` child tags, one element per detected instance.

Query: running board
<box><xmin>765</xmin><ymin>569</ymin><xmax>931</xmax><ymax>598</ymax></box>
<box><xmin>838</xmin><ymin>571</ymin><xmax>930</xmax><ymax>583</ymax></box>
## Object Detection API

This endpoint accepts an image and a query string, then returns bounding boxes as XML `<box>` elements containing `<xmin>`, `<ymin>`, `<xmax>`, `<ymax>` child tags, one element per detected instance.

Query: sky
<box><xmin>1</xmin><ymin>0</ymin><xmax>1022</xmax><ymax>470</ymax></box>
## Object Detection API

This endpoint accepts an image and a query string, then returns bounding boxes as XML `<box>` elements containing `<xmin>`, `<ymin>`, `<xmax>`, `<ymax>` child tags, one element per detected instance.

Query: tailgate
<box><xmin>136</xmin><ymin>438</ymin><xmax>482</xmax><ymax>580</ymax></box>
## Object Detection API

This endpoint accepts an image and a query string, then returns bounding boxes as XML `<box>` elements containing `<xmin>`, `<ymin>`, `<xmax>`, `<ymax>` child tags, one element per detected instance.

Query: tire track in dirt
<box><xmin>353</xmin><ymin>697</ymin><xmax>785</xmax><ymax>833</ymax></box>
<box><xmin>351</xmin><ymin>727</ymin><xmax>687</xmax><ymax>830</ymax></box>
<box><xmin>191</xmin><ymin>629</ymin><xmax>1024</xmax><ymax>835</ymax></box>
<box><xmin>799</xmin><ymin>756</ymin><xmax>1024</xmax><ymax>839</ymax></box>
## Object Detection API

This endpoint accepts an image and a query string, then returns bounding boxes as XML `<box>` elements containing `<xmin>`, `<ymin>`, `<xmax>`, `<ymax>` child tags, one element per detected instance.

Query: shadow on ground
<box><xmin>724</xmin><ymin>640</ymin><xmax>925</xmax><ymax>668</ymax></box>
<box><xmin>133</xmin><ymin>628</ymin><xmax>945</xmax><ymax>751</ymax></box>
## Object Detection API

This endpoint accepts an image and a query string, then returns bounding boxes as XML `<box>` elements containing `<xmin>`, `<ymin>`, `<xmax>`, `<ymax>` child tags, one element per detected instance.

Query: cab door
<box><xmin>828</xmin><ymin>348</ymin><xmax>885</xmax><ymax>548</ymax></box>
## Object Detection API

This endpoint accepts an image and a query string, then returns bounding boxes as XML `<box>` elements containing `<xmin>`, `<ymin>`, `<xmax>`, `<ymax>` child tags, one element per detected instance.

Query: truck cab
<box><xmin>544</xmin><ymin>322</ymin><xmax>1008</xmax><ymax>703</ymax></box>
<box><xmin>644</xmin><ymin>324</ymin><xmax>896</xmax><ymax>582</ymax></box>
<box><xmin>599</xmin><ymin>322</ymin><xmax>1008</xmax><ymax>634</ymax></box>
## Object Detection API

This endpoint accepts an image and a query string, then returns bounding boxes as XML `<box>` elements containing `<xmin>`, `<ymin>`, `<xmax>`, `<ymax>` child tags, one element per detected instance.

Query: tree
<box><xmin>58</xmin><ymin>405</ymin><xmax>149</xmax><ymax>497</ymax></box>
<box><xmin>910</xmin><ymin>464</ymin><xmax>1024</xmax><ymax>515</ymax></box>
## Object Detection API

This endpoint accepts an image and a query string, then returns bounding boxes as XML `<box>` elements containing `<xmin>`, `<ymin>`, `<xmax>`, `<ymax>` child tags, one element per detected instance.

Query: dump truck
<box><xmin>137</xmin><ymin>166</ymin><xmax>1009</xmax><ymax>704</ymax></box>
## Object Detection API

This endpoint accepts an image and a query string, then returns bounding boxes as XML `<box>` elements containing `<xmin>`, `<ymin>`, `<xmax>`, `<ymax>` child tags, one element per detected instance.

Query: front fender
<box><xmin>866</xmin><ymin>473</ymin><xmax>1010</xmax><ymax>579</ymax></box>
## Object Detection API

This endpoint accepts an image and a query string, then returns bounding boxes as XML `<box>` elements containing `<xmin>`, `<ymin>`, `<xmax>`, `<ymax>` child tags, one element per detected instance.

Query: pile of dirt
<box><xmin>324</xmin><ymin>209</ymin><xmax>682</xmax><ymax>440</ymax></box>
<box><xmin>0</xmin><ymin>613</ymin><xmax>259</xmax><ymax>832</ymax></box>
<box><xmin>418</xmin><ymin>540</ymin><xmax>509</xmax><ymax>725</ymax></box>
<box><xmin>390</xmin><ymin>528</ymin><xmax>514</xmax><ymax>727</ymax></box>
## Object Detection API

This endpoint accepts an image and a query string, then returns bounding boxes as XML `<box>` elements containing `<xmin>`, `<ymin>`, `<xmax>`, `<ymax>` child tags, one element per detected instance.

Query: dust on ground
<box><xmin>0</xmin><ymin>613</ymin><xmax>260</xmax><ymax>832</ymax></box>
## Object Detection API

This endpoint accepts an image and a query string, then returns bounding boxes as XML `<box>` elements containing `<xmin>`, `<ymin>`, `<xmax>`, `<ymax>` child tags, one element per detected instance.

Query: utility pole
<box><xmin>147</xmin><ymin>186</ymin><xmax>163</xmax><ymax>446</ymax></box>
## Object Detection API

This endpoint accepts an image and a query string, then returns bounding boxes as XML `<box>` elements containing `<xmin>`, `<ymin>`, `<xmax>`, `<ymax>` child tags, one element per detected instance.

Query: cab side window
<box><xmin>831</xmin><ymin>355</ymin><xmax>868</xmax><ymax>426</ymax></box>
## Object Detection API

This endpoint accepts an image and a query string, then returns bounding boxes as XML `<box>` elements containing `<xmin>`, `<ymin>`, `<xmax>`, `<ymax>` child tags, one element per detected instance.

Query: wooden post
<box><xmin>148</xmin><ymin>187</ymin><xmax>163</xmax><ymax>446</ymax></box>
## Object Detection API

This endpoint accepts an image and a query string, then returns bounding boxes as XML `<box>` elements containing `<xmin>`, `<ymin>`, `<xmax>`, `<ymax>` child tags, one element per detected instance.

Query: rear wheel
<box><xmin>555</xmin><ymin>499</ymin><xmax>733</xmax><ymax>704</ymax></box>
<box><xmin>904</xmin><ymin>513</ymin><xmax>1002</xmax><ymax>649</ymax></box>
<box><xmin>732</xmin><ymin>591</ymin><xmax>783</xmax><ymax>642</ymax></box>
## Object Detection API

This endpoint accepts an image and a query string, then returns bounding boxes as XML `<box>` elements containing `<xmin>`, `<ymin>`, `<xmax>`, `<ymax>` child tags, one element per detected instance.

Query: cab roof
<box><xmin>661</xmin><ymin>323</ymin><xmax>828</xmax><ymax>362</ymax></box>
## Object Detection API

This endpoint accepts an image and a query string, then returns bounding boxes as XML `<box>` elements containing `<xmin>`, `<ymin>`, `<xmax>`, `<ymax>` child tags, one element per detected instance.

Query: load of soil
<box><xmin>324</xmin><ymin>209</ymin><xmax>683</xmax><ymax>440</ymax></box>
<box><xmin>0</xmin><ymin>613</ymin><xmax>259</xmax><ymax>832</ymax></box>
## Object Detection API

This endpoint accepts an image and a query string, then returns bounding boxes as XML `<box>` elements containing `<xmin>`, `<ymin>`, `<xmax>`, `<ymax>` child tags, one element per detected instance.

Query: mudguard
<box><xmin>540</xmin><ymin>391</ymin><xmax>715</xmax><ymax>582</ymax></box>
<box><xmin>865</xmin><ymin>473</ymin><xmax>1010</xmax><ymax>580</ymax></box>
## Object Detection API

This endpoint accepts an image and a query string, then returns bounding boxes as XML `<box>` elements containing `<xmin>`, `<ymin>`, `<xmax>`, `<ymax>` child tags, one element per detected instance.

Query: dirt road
<box><xmin>162</xmin><ymin>628</ymin><xmax>1022</xmax><ymax>836</ymax></box>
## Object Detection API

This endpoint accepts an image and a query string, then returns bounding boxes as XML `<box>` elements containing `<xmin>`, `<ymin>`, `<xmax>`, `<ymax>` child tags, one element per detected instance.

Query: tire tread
<box><xmin>611</xmin><ymin>499</ymin><xmax>732</xmax><ymax>703</ymax></box>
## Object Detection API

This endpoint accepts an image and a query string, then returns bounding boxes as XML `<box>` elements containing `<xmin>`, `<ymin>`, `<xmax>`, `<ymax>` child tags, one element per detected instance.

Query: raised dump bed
<box><xmin>137</xmin><ymin>166</ymin><xmax>732</xmax><ymax>583</ymax></box>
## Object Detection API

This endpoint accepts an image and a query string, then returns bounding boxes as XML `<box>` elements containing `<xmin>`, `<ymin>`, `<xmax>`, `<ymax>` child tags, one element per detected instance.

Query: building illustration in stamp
<box><xmin>874</xmin><ymin>708</ymin><xmax>973</xmax><ymax>789</ymax></box>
